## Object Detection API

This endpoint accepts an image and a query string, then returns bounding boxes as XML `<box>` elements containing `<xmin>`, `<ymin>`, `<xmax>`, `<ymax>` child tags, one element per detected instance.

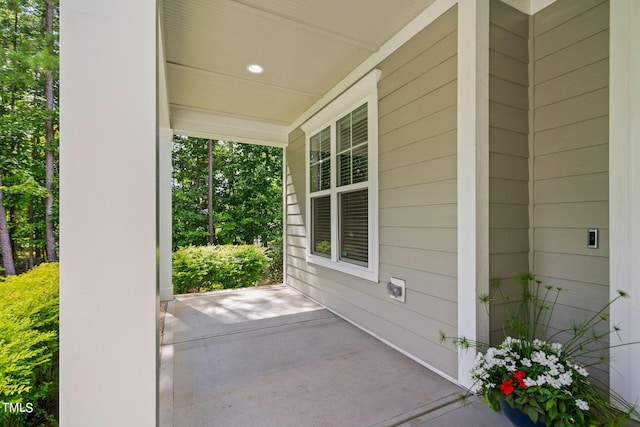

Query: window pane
<box><xmin>340</xmin><ymin>189</ymin><xmax>368</xmax><ymax>265</ymax></box>
<box><xmin>312</xmin><ymin>196</ymin><xmax>331</xmax><ymax>257</ymax></box>
<box><xmin>337</xmin><ymin>104</ymin><xmax>368</xmax><ymax>187</ymax></box>
<box><xmin>309</xmin><ymin>127</ymin><xmax>330</xmax><ymax>192</ymax></box>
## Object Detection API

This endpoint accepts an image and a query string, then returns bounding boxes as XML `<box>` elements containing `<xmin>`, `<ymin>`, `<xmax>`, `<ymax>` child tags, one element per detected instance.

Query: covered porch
<box><xmin>159</xmin><ymin>285</ymin><xmax>509</xmax><ymax>426</ymax></box>
<box><xmin>59</xmin><ymin>0</ymin><xmax>640</xmax><ymax>425</ymax></box>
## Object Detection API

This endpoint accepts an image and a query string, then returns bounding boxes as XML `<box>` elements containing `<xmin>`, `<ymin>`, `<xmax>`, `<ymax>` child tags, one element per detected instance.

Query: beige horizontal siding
<box><xmin>534</xmin><ymin>144</ymin><xmax>608</xmax><ymax>180</ymax></box>
<box><xmin>379</xmin><ymin>204</ymin><xmax>456</xmax><ymax>228</ymax></box>
<box><xmin>532</xmin><ymin>0</ymin><xmax>610</xmax><ymax>382</ymax></box>
<box><xmin>488</xmin><ymin>0</ymin><xmax>529</xmax><ymax>344</ymax></box>
<box><xmin>534</xmin><ymin>30</ymin><xmax>608</xmax><ymax>85</ymax></box>
<box><xmin>285</xmin><ymin>5</ymin><xmax>459</xmax><ymax>378</ymax></box>
<box><xmin>535</xmin><ymin>116</ymin><xmax>608</xmax><ymax>156</ymax></box>
<box><xmin>534</xmin><ymin>1</ymin><xmax>609</xmax><ymax>60</ymax></box>
<box><xmin>533</xmin><ymin>0</ymin><xmax>608</xmax><ymax>39</ymax></box>
<box><xmin>533</xmin><ymin>202</ymin><xmax>608</xmax><ymax>228</ymax></box>
<box><xmin>379</xmin><ymin>129</ymin><xmax>456</xmax><ymax>172</ymax></box>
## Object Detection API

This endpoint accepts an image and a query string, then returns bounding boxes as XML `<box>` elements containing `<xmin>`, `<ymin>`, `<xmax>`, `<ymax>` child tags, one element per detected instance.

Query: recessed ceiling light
<box><xmin>246</xmin><ymin>64</ymin><xmax>264</xmax><ymax>74</ymax></box>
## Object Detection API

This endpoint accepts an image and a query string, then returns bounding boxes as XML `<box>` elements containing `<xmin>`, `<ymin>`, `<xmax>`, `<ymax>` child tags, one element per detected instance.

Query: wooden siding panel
<box><xmin>379</xmin><ymin>264</ymin><xmax>457</xmax><ymax>301</ymax></box>
<box><xmin>534</xmin><ymin>59</ymin><xmax>608</xmax><ymax>108</ymax></box>
<box><xmin>489</xmin><ymin>51</ymin><xmax>528</xmax><ymax>86</ymax></box>
<box><xmin>379</xmin><ymin>179</ymin><xmax>457</xmax><ymax>209</ymax></box>
<box><xmin>533</xmin><ymin>252</ymin><xmax>609</xmax><ymax>285</ymax></box>
<box><xmin>534</xmin><ymin>202</ymin><xmax>609</xmax><ymax>229</ymax></box>
<box><xmin>489</xmin><ymin>75</ymin><xmax>528</xmax><ymax>110</ymax></box>
<box><xmin>489</xmin><ymin>179</ymin><xmax>529</xmax><ymax>204</ymax></box>
<box><xmin>490</xmin><ymin>0</ymin><xmax>529</xmax><ymax>37</ymax></box>
<box><xmin>534</xmin><ymin>0</ymin><xmax>607</xmax><ymax>36</ymax></box>
<box><xmin>534</xmin><ymin>173</ymin><xmax>608</xmax><ymax>204</ymax></box>
<box><xmin>490</xmin><ymin>24</ymin><xmax>528</xmax><ymax>62</ymax></box>
<box><xmin>379</xmin><ymin>155</ymin><xmax>456</xmax><ymax>190</ymax></box>
<box><xmin>379</xmin><ymin>106</ymin><xmax>456</xmax><ymax>153</ymax></box>
<box><xmin>534</xmin><ymin>87</ymin><xmax>608</xmax><ymax>132</ymax></box>
<box><xmin>378</xmin><ymin>79</ymin><xmax>457</xmax><ymax>131</ymax></box>
<box><xmin>535</xmin><ymin>116</ymin><xmax>608</xmax><ymax>156</ymax></box>
<box><xmin>379</xmin><ymin>129</ymin><xmax>456</xmax><ymax>172</ymax></box>
<box><xmin>534</xmin><ymin>30</ymin><xmax>608</xmax><ymax>84</ymax></box>
<box><xmin>378</xmin><ymin>32</ymin><xmax>457</xmax><ymax>101</ymax></box>
<box><xmin>489</xmin><ymin>102</ymin><xmax>528</xmax><ymax>134</ymax></box>
<box><xmin>380</xmin><ymin>246</ymin><xmax>456</xmax><ymax>277</ymax></box>
<box><xmin>380</xmin><ymin>226</ymin><xmax>456</xmax><ymax>253</ymax></box>
<box><xmin>534</xmin><ymin>145</ymin><xmax>608</xmax><ymax>180</ymax></box>
<box><xmin>378</xmin><ymin>6</ymin><xmax>457</xmax><ymax>77</ymax></box>
<box><xmin>489</xmin><ymin>229</ymin><xmax>530</xmax><ymax>254</ymax></box>
<box><xmin>535</xmin><ymin>227</ymin><xmax>609</xmax><ymax>257</ymax></box>
<box><xmin>488</xmin><ymin>153</ymin><xmax>528</xmax><ymax>180</ymax></box>
<box><xmin>489</xmin><ymin>127</ymin><xmax>528</xmax><ymax>158</ymax></box>
<box><xmin>534</xmin><ymin>2</ymin><xmax>609</xmax><ymax>60</ymax></box>
<box><xmin>379</xmin><ymin>204</ymin><xmax>457</xmax><ymax>229</ymax></box>
<box><xmin>489</xmin><ymin>203</ymin><xmax>529</xmax><ymax>228</ymax></box>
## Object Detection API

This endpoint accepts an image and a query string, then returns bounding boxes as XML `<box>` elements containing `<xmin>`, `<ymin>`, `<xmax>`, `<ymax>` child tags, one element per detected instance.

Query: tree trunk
<box><xmin>207</xmin><ymin>139</ymin><xmax>214</xmax><ymax>245</ymax></box>
<box><xmin>28</xmin><ymin>201</ymin><xmax>35</xmax><ymax>269</ymax></box>
<box><xmin>0</xmin><ymin>176</ymin><xmax>16</xmax><ymax>276</ymax></box>
<box><xmin>44</xmin><ymin>0</ymin><xmax>57</xmax><ymax>262</ymax></box>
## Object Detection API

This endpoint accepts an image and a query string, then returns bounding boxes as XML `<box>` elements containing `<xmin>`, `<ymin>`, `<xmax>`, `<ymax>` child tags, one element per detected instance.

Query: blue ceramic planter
<box><xmin>500</xmin><ymin>400</ymin><xmax>546</xmax><ymax>427</ymax></box>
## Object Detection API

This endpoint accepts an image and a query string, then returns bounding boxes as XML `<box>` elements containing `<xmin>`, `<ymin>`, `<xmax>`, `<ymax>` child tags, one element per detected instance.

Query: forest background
<box><xmin>1</xmin><ymin>1</ymin><xmax>282</xmax><ymax>425</ymax></box>
<box><xmin>0</xmin><ymin>0</ymin><xmax>283</xmax><ymax>281</ymax></box>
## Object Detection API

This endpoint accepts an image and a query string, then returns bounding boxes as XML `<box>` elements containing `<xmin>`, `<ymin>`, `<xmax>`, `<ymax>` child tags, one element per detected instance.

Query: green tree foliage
<box><xmin>172</xmin><ymin>136</ymin><xmax>282</xmax><ymax>249</ymax></box>
<box><xmin>0</xmin><ymin>0</ymin><xmax>59</xmax><ymax>274</ymax></box>
<box><xmin>0</xmin><ymin>262</ymin><xmax>59</xmax><ymax>426</ymax></box>
<box><xmin>172</xmin><ymin>245</ymin><xmax>269</xmax><ymax>294</ymax></box>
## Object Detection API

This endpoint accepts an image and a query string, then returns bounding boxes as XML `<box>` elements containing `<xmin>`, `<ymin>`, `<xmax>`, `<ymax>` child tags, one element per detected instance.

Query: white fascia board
<box><xmin>171</xmin><ymin>106</ymin><xmax>289</xmax><ymax>147</ymax></box>
<box><xmin>289</xmin><ymin>0</ymin><xmax>457</xmax><ymax>133</ymax></box>
<box><xmin>499</xmin><ymin>0</ymin><xmax>557</xmax><ymax>15</ymax></box>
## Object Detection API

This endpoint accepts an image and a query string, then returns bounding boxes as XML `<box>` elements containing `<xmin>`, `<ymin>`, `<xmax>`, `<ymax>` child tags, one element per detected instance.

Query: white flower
<box><xmin>523</xmin><ymin>377</ymin><xmax>537</xmax><ymax>387</ymax></box>
<box><xmin>521</xmin><ymin>358</ymin><xmax>532</xmax><ymax>367</ymax></box>
<box><xmin>575</xmin><ymin>399</ymin><xmax>590</xmax><ymax>411</ymax></box>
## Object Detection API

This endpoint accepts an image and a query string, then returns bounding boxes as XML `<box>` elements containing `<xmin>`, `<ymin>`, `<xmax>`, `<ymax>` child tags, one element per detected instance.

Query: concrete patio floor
<box><xmin>159</xmin><ymin>285</ymin><xmax>511</xmax><ymax>426</ymax></box>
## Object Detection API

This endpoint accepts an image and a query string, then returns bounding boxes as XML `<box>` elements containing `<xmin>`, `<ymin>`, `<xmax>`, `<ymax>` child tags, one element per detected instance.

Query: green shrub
<box><xmin>172</xmin><ymin>245</ymin><xmax>269</xmax><ymax>294</ymax></box>
<box><xmin>0</xmin><ymin>262</ymin><xmax>59</xmax><ymax>427</ymax></box>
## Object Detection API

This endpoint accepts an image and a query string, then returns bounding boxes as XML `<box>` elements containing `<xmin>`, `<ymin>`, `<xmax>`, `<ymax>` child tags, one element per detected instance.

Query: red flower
<box><xmin>514</xmin><ymin>370</ymin><xmax>528</xmax><ymax>389</ymax></box>
<box><xmin>500</xmin><ymin>379</ymin><xmax>515</xmax><ymax>395</ymax></box>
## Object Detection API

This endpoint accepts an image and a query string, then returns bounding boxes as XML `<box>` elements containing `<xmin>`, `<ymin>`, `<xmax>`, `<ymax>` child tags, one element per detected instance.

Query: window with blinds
<box><xmin>310</xmin><ymin>127</ymin><xmax>330</xmax><ymax>192</ymax></box>
<box><xmin>337</xmin><ymin>104</ymin><xmax>368</xmax><ymax>187</ymax></box>
<box><xmin>340</xmin><ymin>189</ymin><xmax>368</xmax><ymax>265</ymax></box>
<box><xmin>312</xmin><ymin>196</ymin><xmax>331</xmax><ymax>257</ymax></box>
<box><xmin>307</xmin><ymin>102</ymin><xmax>370</xmax><ymax>269</ymax></box>
<box><xmin>302</xmin><ymin>68</ymin><xmax>379</xmax><ymax>282</ymax></box>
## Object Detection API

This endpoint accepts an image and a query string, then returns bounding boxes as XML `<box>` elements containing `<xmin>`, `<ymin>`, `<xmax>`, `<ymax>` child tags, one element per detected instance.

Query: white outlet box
<box><xmin>388</xmin><ymin>277</ymin><xmax>406</xmax><ymax>302</ymax></box>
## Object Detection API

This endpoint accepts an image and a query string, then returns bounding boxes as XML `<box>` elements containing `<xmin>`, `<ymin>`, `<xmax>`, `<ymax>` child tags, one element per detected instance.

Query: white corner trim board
<box><xmin>456</xmin><ymin>0</ymin><xmax>490</xmax><ymax>389</ymax></box>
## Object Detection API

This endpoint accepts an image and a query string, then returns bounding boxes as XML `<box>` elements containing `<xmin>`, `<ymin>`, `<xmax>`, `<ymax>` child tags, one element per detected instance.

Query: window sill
<box><xmin>307</xmin><ymin>254</ymin><xmax>378</xmax><ymax>283</ymax></box>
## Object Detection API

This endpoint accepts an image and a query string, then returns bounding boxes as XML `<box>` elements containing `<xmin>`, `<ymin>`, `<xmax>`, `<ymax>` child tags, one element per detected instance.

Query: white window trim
<box><xmin>301</xmin><ymin>69</ymin><xmax>381</xmax><ymax>282</ymax></box>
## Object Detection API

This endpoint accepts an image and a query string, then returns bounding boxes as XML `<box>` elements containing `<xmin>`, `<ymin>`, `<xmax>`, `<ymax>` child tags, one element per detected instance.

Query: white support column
<box><xmin>609</xmin><ymin>0</ymin><xmax>640</xmax><ymax>409</ymax></box>
<box><xmin>60</xmin><ymin>1</ymin><xmax>158</xmax><ymax>425</ymax></box>
<box><xmin>159</xmin><ymin>128</ymin><xmax>173</xmax><ymax>301</ymax></box>
<box><xmin>457</xmin><ymin>0</ymin><xmax>490</xmax><ymax>388</ymax></box>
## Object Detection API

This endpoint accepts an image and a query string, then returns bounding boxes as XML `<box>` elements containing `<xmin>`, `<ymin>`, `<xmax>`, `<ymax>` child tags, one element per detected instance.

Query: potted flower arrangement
<box><xmin>441</xmin><ymin>273</ymin><xmax>639</xmax><ymax>427</ymax></box>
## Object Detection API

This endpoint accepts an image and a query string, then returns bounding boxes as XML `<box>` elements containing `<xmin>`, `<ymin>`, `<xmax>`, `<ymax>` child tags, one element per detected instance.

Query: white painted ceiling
<box><xmin>161</xmin><ymin>0</ymin><xmax>436</xmax><ymax>144</ymax></box>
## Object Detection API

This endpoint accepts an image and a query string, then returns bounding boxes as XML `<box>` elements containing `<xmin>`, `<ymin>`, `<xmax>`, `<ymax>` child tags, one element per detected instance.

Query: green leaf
<box><xmin>527</xmin><ymin>406</ymin><xmax>539</xmax><ymax>424</ymax></box>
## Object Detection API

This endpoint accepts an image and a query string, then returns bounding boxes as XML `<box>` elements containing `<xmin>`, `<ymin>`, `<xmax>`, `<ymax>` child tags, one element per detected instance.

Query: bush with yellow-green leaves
<box><xmin>0</xmin><ymin>263</ymin><xmax>59</xmax><ymax>427</ymax></box>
